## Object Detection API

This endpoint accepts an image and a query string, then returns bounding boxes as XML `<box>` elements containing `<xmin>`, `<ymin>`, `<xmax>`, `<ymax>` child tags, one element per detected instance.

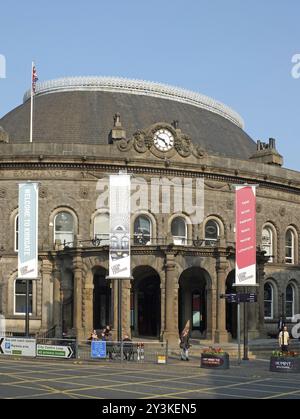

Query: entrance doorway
<box><xmin>178</xmin><ymin>267</ymin><xmax>210</xmax><ymax>337</ymax></box>
<box><xmin>132</xmin><ymin>266</ymin><xmax>161</xmax><ymax>338</ymax></box>
<box><xmin>93</xmin><ymin>268</ymin><xmax>111</xmax><ymax>331</ymax></box>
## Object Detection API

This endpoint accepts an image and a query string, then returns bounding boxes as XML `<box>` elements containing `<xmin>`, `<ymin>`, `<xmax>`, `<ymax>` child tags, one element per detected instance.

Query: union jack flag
<box><xmin>32</xmin><ymin>64</ymin><xmax>38</xmax><ymax>94</ymax></box>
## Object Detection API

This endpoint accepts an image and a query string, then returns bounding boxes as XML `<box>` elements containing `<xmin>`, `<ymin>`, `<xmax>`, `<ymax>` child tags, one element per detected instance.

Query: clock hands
<box><xmin>157</xmin><ymin>136</ymin><xmax>168</xmax><ymax>147</ymax></box>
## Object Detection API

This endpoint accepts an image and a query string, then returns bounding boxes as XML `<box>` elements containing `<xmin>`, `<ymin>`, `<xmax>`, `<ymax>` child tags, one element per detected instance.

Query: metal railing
<box><xmin>59</xmin><ymin>237</ymin><xmax>223</xmax><ymax>250</ymax></box>
<box><xmin>77</xmin><ymin>340</ymin><xmax>168</xmax><ymax>364</ymax></box>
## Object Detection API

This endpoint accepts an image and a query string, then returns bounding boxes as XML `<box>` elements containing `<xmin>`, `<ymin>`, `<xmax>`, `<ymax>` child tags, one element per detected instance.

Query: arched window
<box><xmin>15</xmin><ymin>279</ymin><xmax>32</xmax><ymax>315</ymax></box>
<box><xmin>14</xmin><ymin>214</ymin><xmax>19</xmax><ymax>252</ymax></box>
<box><xmin>94</xmin><ymin>213</ymin><xmax>109</xmax><ymax>245</ymax></box>
<box><xmin>286</xmin><ymin>284</ymin><xmax>295</xmax><ymax>319</ymax></box>
<box><xmin>285</xmin><ymin>229</ymin><xmax>295</xmax><ymax>264</ymax></box>
<box><xmin>171</xmin><ymin>217</ymin><xmax>187</xmax><ymax>245</ymax></box>
<box><xmin>54</xmin><ymin>212</ymin><xmax>74</xmax><ymax>246</ymax></box>
<box><xmin>261</xmin><ymin>227</ymin><xmax>273</xmax><ymax>262</ymax></box>
<box><xmin>205</xmin><ymin>220</ymin><xmax>220</xmax><ymax>245</ymax></box>
<box><xmin>134</xmin><ymin>215</ymin><xmax>151</xmax><ymax>245</ymax></box>
<box><xmin>264</xmin><ymin>283</ymin><xmax>274</xmax><ymax>319</ymax></box>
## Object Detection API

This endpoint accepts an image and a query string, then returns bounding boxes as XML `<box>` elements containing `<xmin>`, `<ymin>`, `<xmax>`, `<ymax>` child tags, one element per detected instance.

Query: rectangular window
<box><xmin>15</xmin><ymin>280</ymin><xmax>32</xmax><ymax>315</ymax></box>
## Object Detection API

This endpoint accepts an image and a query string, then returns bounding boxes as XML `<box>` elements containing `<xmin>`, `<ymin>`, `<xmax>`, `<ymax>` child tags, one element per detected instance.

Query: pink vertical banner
<box><xmin>235</xmin><ymin>185</ymin><xmax>257</xmax><ymax>286</ymax></box>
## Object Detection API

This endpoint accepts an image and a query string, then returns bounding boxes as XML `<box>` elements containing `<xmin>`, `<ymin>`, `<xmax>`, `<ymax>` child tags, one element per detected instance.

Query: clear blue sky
<box><xmin>0</xmin><ymin>0</ymin><xmax>299</xmax><ymax>170</ymax></box>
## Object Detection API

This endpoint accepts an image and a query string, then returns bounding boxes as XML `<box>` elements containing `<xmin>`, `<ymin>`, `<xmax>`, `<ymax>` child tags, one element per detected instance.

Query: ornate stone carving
<box><xmin>79</xmin><ymin>186</ymin><xmax>89</xmax><ymax>200</ymax></box>
<box><xmin>0</xmin><ymin>188</ymin><xmax>7</xmax><ymax>198</ymax></box>
<box><xmin>205</xmin><ymin>181</ymin><xmax>229</xmax><ymax>191</ymax></box>
<box><xmin>39</xmin><ymin>187</ymin><xmax>48</xmax><ymax>199</ymax></box>
<box><xmin>279</xmin><ymin>207</ymin><xmax>286</xmax><ymax>217</ymax></box>
<box><xmin>256</xmin><ymin>203</ymin><xmax>262</xmax><ymax>213</ymax></box>
<box><xmin>174</xmin><ymin>134</ymin><xmax>192</xmax><ymax>157</ymax></box>
<box><xmin>133</xmin><ymin>130</ymin><xmax>149</xmax><ymax>153</ymax></box>
<box><xmin>116</xmin><ymin>138</ymin><xmax>132</xmax><ymax>152</ymax></box>
<box><xmin>192</xmin><ymin>144</ymin><xmax>207</xmax><ymax>158</ymax></box>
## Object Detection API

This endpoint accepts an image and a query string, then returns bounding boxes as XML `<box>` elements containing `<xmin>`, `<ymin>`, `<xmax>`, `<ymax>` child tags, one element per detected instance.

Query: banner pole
<box><xmin>237</xmin><ymin>300</ymin><xmax>241</xmax><ymax>365</ymax></box>
<box><xmin>118</xmin><ymin>279</ymin><xmax>122</xmax><ymax>342</ymax></box>
<box><xmin>25</xmin><ymin>279</ymin><xmax>30</xmax><ymax>337</ymax></box>
<box><xmin>30</xmin><ymin>62</ymin><xmax>34</xmax><ymax>143</ymax></box>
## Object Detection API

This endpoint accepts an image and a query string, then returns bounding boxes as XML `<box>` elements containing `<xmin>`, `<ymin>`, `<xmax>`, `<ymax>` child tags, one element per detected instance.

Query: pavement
<box><xmin>0</xmin><ymin>356</ymin><xmax>300</xmax><ymax>399</ymax></box>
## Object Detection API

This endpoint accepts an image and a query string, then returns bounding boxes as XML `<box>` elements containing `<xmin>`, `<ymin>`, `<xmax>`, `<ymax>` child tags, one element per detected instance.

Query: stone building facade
<box><xmin>0</xmin><ymin>77</ymin><xmax>299</xmax><ymax>344</ymax></box>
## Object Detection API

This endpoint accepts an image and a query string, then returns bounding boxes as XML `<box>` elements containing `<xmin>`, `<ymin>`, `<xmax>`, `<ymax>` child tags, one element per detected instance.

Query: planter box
<box><xmin>270</xmin><ymin>356</ymin><xmax>300</xmax><ymax>373</ymax></box>
<box><xmin>201</xmin><ymin>353</ymin><xmax>230</xmax><ymax>370</ymax></box>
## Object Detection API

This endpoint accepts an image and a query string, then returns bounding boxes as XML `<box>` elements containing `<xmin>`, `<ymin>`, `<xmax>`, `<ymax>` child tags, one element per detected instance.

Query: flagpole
<box><xmin>30</xmin><ymin>61</ymin><xmax>34</xmax><ymax>143</ymax></box>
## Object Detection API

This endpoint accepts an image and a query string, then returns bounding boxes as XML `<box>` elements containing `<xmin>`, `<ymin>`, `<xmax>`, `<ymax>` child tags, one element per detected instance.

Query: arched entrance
<box><xmin>93</xmin><ymin>267</ymin><xmax>111</xmax><ymax>331</ymax></box>
<box><xmin>132</xmin><ymin>266</ymin><xmax>161</xmax><ymax>338</ymax></box>
<box><xmin>226</xmin><ymin>270</ymin><xmax>237</xmax><ymax>339</ymax></box>
<box><xmin>178</xmin><ymin>267</ymin><xmax>210</xmax><ymax>338</ymax></box>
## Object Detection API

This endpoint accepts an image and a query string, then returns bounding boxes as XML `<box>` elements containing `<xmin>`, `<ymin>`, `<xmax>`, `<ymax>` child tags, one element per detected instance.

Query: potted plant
<box><xmin>270</xmin><ymin>350</ymin><xmax>300</xmax><ymax>373</ymax></box>
<box><xmin>201</xmin><ymin>347</ymin><xmax>230</xmax><ymax>370</ymax></box>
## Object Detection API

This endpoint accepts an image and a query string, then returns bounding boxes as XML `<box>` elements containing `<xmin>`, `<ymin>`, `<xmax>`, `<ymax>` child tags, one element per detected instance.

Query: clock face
<box><xmin>153</xmin><ymin>129</ymin><xmax>174</xmax><ymax>152</ymax></box>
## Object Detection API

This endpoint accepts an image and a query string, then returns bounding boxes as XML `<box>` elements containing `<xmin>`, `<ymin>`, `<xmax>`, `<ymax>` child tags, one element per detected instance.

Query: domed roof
<box><xmin>0</xmin><ymin>76</ymin><xmax>256</xmax><ymax>159</ymax></box>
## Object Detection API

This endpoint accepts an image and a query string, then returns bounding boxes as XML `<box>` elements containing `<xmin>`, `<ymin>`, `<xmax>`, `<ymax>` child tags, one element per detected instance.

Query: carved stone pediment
<box><xmin>115</xmin><ymin>121</ymin><xmax>208</xmax><ymax>160</ymax></box>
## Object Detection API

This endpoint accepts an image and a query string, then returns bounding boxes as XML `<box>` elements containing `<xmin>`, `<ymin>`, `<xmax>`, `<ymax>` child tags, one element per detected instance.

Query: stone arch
<box><xmin>131</xmin><ymin>265</ymin><xmax>161</xmax><ymax>338</ymax></box>
<box><xmin>178</xmin><ymin>266</ymin><xmax>212</xmax><ymax>338</ymax></box>
<box><xmin>203</xmin><ymin>214</ymin><xmax>227</xmax><ymax>238</ymax></box>
<box><xmin>49</xmin><ymin>206</ymin><xmax>79</xmax><ymax>248</ymax></box>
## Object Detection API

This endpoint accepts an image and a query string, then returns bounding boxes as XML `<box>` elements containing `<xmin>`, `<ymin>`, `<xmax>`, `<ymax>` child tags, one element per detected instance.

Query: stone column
<box><xmin>73</xmin><ymin>254</ymin><xmax>84</xmax><ymax>341</ymax></box>
<box><xmin>122</xmin><ymin>279</ymin><xmax>131</xmax><ymax>337</ymax></box>
<box><xmin>257</xmin><ymin>262</ymin><xmax>267</xmax><ymax>337</ymax></box>
<box><xmin>41</xmin><ymin>258</ymin><xmax>53</xmax><ymax>331</ymax></box>
<box><xmin>214</xmin><ymin>259</ymin><xmax>229</xmax><ymax>343</ymax></box>
<box><xmin>207</xmin><ymin>287</ymin><xmax>217</xmax><ymax>340</ymax></box>
<box><xmin>82</xmin><ymin>276</ymin><xmax>94</xmax><ymax>340</ymax></box>
<box><xmin>53</xmin><ymin>266</ymin><xmax>62</xmax><ymax>337</ymax></box>
<box><xmin>160</xmin><ymin>276</ymin><xmax>166</xmax><ymax>341</ymax></box>
<box><xmin>164</xmin><ymin>253</ymin><xmax>179</xmax><ymax>345</ymax></box>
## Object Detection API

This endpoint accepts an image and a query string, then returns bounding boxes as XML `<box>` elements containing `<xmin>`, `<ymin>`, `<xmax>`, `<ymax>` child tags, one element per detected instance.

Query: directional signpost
<box><xmin>0</xmin><ymin>337</ymin><xmax>36</xmax><ymax>357</ymax></box>
<box><xmin>36</xmin><ymin>344</ymin><xmax>74</xmax><ymax>359</ymax></box>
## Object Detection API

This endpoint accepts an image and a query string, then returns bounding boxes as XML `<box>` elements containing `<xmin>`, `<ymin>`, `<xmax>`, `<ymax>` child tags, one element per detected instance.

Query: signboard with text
<box><xmin>18</xmin><ymin>182</ymin><xmax>39</xmax><ymax>279</ymax></box>
<box><xmin>235</xmin><ymin>185</ymin><xmax>257</xmax><ymax>286</ymax></box>
<box><xmin>0</xmin><ymin>337</ymin><xmax>36</xmax><ymax>357</ymax></box>
<box><xmin>109</xmin><ymin>174</ymin><xmax>131</xmax><ymax>278</ymax></box>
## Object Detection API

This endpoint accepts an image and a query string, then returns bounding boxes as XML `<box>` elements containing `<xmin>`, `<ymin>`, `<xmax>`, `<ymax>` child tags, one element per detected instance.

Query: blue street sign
<box><xmin>91</xmin><ymin>341</ymin><xmax>106</xmax><ymax>359</ymax></box>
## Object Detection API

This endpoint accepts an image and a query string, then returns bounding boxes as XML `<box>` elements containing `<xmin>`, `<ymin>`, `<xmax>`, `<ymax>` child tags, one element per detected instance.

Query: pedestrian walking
<box><xmin>279</xmin><ymin>326</ymin><xmax>290</xmax><ymax>353</ymax></box>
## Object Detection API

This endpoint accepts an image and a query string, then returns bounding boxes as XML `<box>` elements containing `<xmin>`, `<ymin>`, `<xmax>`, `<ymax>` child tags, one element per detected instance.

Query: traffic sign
<box><xmin>220</xmin><ymin>293</ymin><xmax>257</xmax><ymax>303</ymax></box>
<box><xmin>0</xmin><ymin>337</ymin><xmax>36</xmax><ymax>357</ymax></box>
<box><xmin>36</xmin><ymin>344</ymin><xmax>74</xmax><ymax>359</ymax></box>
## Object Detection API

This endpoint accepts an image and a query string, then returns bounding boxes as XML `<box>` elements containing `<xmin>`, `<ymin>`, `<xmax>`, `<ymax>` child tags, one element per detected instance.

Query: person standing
<box><xmin>179</xmin><ymin>321</ymin><xmax>191</xmax><ymax>361</ymax></box>
<box><xmin>279</xmin><ymin>326</ymin><xmax>290</xmax><ymax>353</ymax></box>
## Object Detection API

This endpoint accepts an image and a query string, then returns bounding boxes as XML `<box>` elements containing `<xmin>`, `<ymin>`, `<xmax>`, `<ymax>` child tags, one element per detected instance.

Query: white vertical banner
<box><xmin>235</xmin><ymin>185</ymin><xmax>257</xmax><ymax>287</ymax></box>
<box><xmin>109</xmin><ymin>174</ymin><xmax>131</xmax><ymax>278</ymax></box>
<box><xmin>18</xmin><ymin>182</ymin><xmax>39</xmax><ymax>279</ymax></box>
